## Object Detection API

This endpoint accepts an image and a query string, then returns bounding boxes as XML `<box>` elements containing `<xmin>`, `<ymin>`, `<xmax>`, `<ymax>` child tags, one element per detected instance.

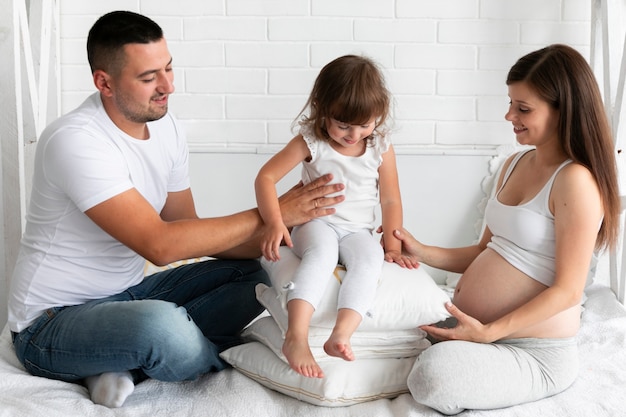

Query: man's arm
<box><xmin>85</xmin><ymin>174</ymin><xmax>344</xmax><ymax>264</ymax></box>
<box><xmin>159</xmin><ymin>189</ymin><xmax>199</xmax><ymax>221</ymax></box>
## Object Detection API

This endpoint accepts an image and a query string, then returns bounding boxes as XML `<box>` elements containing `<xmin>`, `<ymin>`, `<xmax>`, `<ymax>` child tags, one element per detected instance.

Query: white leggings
<box><xmin>408</xmin><ymin>337</ymin><xmax>578</xmax><ymax>415</ymax></box>
<box><xmin>288</xmin><ymin>220</ymin><xmax>384</xmax><ymax>317</ymax></box>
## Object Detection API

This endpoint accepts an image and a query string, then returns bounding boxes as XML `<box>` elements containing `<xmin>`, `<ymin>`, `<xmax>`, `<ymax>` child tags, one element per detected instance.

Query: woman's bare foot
<box><xmin>323</xmin><ymin>334</ymin><xmax>355</xmax><ymax>361</ymax></box>
<box><xmin>282</xmin><ymin>336</ymin><xmax>324</xmax><ymax>378</ymax></box>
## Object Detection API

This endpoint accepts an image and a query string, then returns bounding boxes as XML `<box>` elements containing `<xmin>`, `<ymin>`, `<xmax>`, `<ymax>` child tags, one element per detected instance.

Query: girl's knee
<box><xmin>341</xmin><ymin>249</ymin><xmax>383</xmax><ymax>273</ymax></box>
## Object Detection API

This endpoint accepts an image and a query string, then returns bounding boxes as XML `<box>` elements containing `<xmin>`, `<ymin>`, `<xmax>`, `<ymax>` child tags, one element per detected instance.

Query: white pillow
<box><xmin>220</xmin><ymin>341</ymin><xmax>415</xmax><ymax>407</ymax></box>
<box><xmin>242</xmin><ymin>316</ymin><xmax>430</xmax><ymax>362</ymax></box>
<box><xmin>260</xmin><ymin>247</ymin><xmax>450</xmax><ymax>332</ymax></box>
<box><xmin>144</xmin><ymin>257</ymin><xmax>210</xmax><ymax>276</ymax></box>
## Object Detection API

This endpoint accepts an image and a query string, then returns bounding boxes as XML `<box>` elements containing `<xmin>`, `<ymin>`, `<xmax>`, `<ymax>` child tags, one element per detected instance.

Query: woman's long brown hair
<box><xmin>507</xmin><ymin>44</ymin><xmax>620</xmax><ymax>250</ymax></box>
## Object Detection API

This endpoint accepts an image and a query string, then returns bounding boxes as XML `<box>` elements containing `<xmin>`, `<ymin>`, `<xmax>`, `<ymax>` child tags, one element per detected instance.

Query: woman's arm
<box><xmin>392</xmin><ymin>227</ymin><xmax>489</xmax><ymax>273</ymax></box>
<box><xmin>387</xmin><ymin>154</ymin><xmax>516</xmax><ymax>272</ymax></box>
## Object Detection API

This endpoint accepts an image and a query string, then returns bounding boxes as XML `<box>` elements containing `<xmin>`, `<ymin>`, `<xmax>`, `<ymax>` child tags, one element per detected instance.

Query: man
<box><xmin>7</xmin><ymin>10</ymin><xmax>343</xmax><ymax>408</ymax></box>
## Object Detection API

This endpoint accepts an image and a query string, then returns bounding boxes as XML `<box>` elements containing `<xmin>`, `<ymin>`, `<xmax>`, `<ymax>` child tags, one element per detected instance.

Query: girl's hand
<box><xmin>260</xmin><ymin>223</ymin><xmax>292</xmax><ymax>261</ymax></box>
<box><xmin>384</xmin><ymin>250</ymin><xmax>420</xmax><ymax>269</ymax></box>
<box><xmin>420</xmin><ymin>302</ymin><xmax>495</xmax><ymax>344</ymax></box>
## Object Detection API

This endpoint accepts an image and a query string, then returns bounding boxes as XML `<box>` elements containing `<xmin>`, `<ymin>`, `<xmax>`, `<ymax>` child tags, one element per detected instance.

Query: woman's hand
<box><xmin>377</xmin><ymin>226</ymin><xmax>426</xmax><ymax>262</ymax></box>
<box><xmin>391</xmin><ymin>228</ymin><xmax>426</xmax><ymax>260</ymax></box>
<box><xmin>279</xmin><ymin>174</ymin><xmax>345</xmax><ymax>228</ymax></box>
<box><xmin>420</xmin><ymin>302</ymin><xmax>496</xmax><ymax>344</ymax></box>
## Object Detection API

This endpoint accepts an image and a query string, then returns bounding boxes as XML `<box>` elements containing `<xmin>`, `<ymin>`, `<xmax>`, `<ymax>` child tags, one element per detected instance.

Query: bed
<box><xmin>1</xmin><ymin>281</ymin><xmax>625</xmax><ymax>416</ymax></box>
<box><xmin>1</xmin><ymin>154</ymin><xmax>626</xmax><ymax>417</ymax></box>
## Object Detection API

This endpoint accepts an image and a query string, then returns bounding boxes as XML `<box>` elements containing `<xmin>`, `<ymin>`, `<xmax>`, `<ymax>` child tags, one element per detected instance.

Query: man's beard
<box><xmin>115</xmin><ymin>94</ymin><xmax>168</xmax><ymax>123</ymax></box>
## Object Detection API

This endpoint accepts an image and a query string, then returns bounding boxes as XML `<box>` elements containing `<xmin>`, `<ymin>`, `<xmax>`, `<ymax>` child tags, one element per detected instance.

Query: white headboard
<box><xmin>188</xmin><ymin>149</ymin><xmax>495</xmax><ymax>284</ymax></box>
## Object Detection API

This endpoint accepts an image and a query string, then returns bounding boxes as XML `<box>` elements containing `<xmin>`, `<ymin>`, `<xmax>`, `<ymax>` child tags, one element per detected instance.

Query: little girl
<box><xmin>255</xmin><ymin>55</ymin><xmax>414</xmax><ymax>378</ymax></box>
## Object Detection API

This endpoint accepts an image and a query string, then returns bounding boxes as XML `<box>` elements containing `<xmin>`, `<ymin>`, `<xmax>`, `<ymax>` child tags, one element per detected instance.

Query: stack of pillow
<box><xmin>220</xmin><ymin>247</ymin><xmax>451</xmax><ymax>407</ymax></box>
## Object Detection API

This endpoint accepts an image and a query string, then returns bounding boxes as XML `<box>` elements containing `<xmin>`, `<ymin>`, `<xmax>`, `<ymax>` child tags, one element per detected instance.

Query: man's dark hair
<box><xmin>87</xmin><ymin>10</ymin><xmax>163</xmax><ymax>75</ymax></box>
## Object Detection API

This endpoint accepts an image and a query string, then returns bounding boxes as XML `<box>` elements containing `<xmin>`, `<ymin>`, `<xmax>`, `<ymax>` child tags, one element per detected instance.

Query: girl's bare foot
<box><xmin>282</xmin><ymin>337</ymin><xmax>324</xmax><ymax>378</ymax></box>
<box><xmin>323</xmin><ymin>335</ymin><xmax>355</xmax><ymax>361</ymax></box>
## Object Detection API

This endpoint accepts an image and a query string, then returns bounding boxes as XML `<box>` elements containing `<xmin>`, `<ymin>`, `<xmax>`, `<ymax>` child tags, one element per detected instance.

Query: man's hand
<box><xmin>279</xmin><ymin>174</ymin><xmax>345</xmax><ymax>228</ymax></box>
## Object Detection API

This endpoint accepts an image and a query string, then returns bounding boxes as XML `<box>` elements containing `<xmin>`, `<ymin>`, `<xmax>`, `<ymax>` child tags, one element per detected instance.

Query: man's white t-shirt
<box><xmin>8</xmin><ymin>93</ymin><xmax>190</xmax><ymax>332</ymax></box>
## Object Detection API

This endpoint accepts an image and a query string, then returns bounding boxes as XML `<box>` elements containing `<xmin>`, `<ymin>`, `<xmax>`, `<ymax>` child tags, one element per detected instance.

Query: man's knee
<box><xmin>126</xmin><ymin>301</ymin><xmax>200</xmax><ymax>344</ymax></box>
<box><xmin>130</xmin><ymin>301</ymin><xmax>223</xmax><ymax>379</ymax></box>
<box><xmin>250</xmin><ymin>266</ymin><xmax>271</xmax><ymax>287</ymax></box>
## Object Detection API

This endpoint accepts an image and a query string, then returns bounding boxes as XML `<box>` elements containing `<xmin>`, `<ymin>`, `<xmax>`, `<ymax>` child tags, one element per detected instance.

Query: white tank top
<box><xmin>485</xmin><ymin>150</ymin><xmax>572</xmax><ymax>286</ymax></box>
<box><xmin>299</xmin><ymin>125</ymin><xmax>389</xmax><ymax>233</ymax></box>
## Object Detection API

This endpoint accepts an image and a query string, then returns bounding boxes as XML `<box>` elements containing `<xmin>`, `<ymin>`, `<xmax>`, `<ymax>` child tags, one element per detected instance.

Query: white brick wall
<box><xmin>58</xmin><ymin>0</ymin><xmax>592</xmax><ymax>152</ymax></box>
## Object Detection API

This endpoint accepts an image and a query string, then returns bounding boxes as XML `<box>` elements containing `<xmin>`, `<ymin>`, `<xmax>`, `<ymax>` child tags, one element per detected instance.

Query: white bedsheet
<box><xmin>0</xmin><ymin>283</ymin><xmax>625</xmax><ymax>417</ymax></box>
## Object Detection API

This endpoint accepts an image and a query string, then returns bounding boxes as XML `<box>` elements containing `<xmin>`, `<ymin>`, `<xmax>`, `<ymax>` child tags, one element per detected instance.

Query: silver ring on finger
<box><xmin>314</xmin><ymin>199</ymin><xmax>318</xmax><ymax>208</ymax></box>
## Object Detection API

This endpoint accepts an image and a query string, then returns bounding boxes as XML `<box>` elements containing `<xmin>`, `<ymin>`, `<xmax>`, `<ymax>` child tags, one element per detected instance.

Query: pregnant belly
<box><xmin>453</xmin><ymin>248</ymin><xmax>580</xmax><ymax>339</ymax></box>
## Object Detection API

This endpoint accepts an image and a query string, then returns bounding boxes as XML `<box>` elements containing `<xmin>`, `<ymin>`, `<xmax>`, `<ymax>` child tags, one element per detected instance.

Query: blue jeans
<box><xmin>12</xmin><ymin>258</ymin><xmax>269</xmax><ymax>384</ymax></box>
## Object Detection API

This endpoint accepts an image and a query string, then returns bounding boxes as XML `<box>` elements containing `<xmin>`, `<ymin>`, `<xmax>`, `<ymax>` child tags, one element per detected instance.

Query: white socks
<box><xmin>85</xmin><ymin>371</ymin><xmax>135</xmax><ymax>408</ymax></box>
